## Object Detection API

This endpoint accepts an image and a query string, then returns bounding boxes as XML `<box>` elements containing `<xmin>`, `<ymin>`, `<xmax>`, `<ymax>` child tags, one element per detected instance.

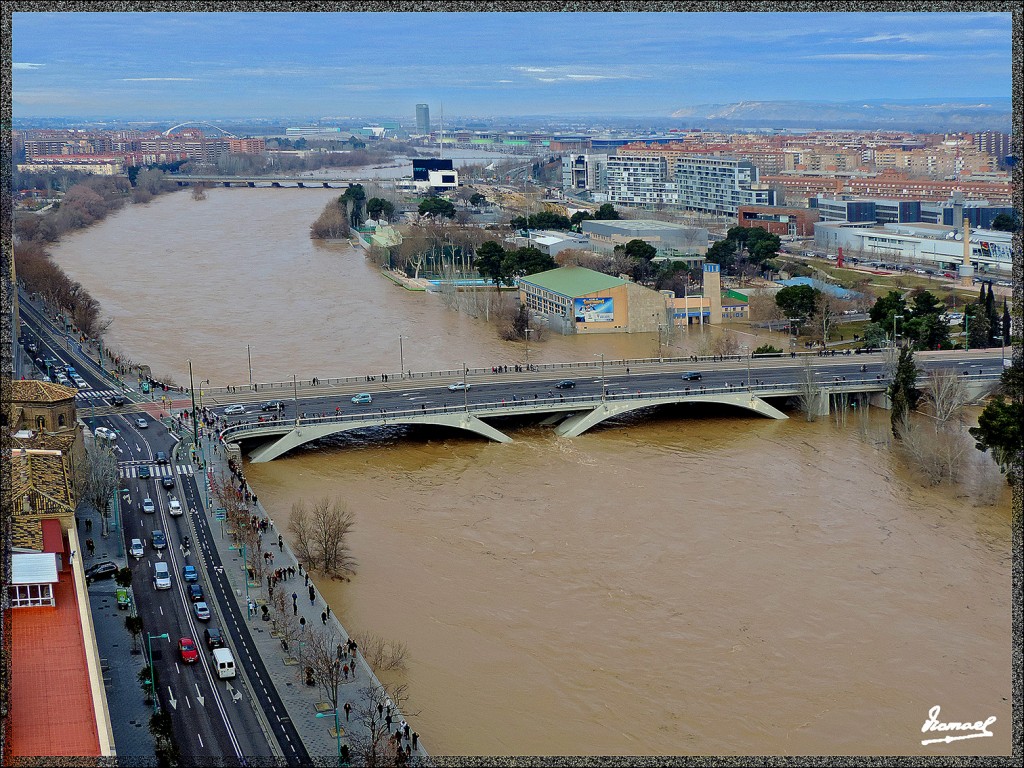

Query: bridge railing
<box><xmin>198</xmin><ymin>350</ymin><xmax>895</xmax><ymax>400</ymax></box>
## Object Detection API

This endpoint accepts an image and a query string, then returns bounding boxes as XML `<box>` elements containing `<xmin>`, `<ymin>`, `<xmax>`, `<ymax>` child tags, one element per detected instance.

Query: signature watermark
<box><xmin>921</xmin><ymin>705</ymin><xmax>997</xmax><ymax>745</ymax></box>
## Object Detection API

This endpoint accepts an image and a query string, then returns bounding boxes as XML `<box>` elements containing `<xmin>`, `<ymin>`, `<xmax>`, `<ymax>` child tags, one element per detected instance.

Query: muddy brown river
<box><xmin>49</xmin><ymin>187</ymin><xmax>1012</xmax><ymax>755</ymax></box>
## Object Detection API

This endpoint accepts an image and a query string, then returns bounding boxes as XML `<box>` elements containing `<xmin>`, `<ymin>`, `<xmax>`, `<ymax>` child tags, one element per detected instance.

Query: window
<box><xmin>9</xmin><ymin>583</ymin><xmax>55</xmax><ymax>608</ymax></box>
<box><xmin>58</xmin><ymin>414</ymin><xmax>66</xmax><ymax>427</ymax></box>
<box><xmin>36</xmin><ymin>416</ymin><xmax>46</xmax><ymax>430</ymax></box>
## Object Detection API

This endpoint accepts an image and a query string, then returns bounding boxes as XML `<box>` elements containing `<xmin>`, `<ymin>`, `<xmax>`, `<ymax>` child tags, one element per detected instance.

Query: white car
<box><xmin>142</xmin><ymin>497</ymin><xmax>155</xmax><ymax>514</ymax></box>
<box><xmin>75</xmin><ymin>378</ymin><xmax>91</xmax><ymax>389</ymax></box>
<box><xmin>448</xmin><ymin>381</ymin><xmax>471</xmax><ymax>391</ymax></box>
<box><xmin>168</xmin><ymin>497</ymin><xmax>182</xmax><ymax>516</ymax></box>
<box><xmin>93</xmin><ymin>426</ymin><xmax>117</xmax><ymax>441</ymax></box>
<box><xmin>130</xmin><ymin>538</ymin><xmax>145</xmax><ymax>558</ymax></box>
<box><xmin>224</xmin><ymin>405</ymin><xmax>246</xmax><ymax>415</ymax></box>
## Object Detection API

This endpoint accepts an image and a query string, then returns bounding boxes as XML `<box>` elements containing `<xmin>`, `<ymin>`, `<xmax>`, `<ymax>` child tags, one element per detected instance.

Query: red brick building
<box><xmin>737</xmin><ymin>205</ymin><xmax>820</xmax><ymax>237</ymax></box>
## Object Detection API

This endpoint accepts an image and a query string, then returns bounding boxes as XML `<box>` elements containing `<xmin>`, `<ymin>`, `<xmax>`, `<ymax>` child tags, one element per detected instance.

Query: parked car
<box><xmin>130</xmin><ymin>538</ymin><xmax>145</xmax><ymax>559</ymax></box>
<box><xmin>204</xmin><ymin>626</ymin><xmax>226</xmax><ymax>651</ymax></box>
<box><xmin>151</xmin><ymin>530</ymin><xmax>167</xmax><ymax>550</ymax></box>
<box><xmin>554</xmin><ymin>380</ymin><xmax>576</xmax><ymax>389</ymax></box>
<box><xmin>85</xmin><ymin>561</ymin><xmax>119</xmax><ymax>583</ymax></box>
<box><xmin>183</xmin><ymin>564</ymin><xmax>199</xmax><ymax>583</ymax></box>
<box><xmin>682</xmin><ymin>371</ymin><xmax>703</xmax><ymax>381</ymax></box>
<box><xmin>261</xmin><ymin>400</ymin><xmax>284</xmax><ymax>411</ymax></box>
<box><xmin>351</xmin><ymin>393</ymin><xmax>373</xmax><ymax>404</ymax></box>
<box><xmin>155</xmin><ymin>451</ymin><xmax>169</xmax><ymax>464</ymax></box>
<box><xmin>162</xmin><ymin>476</ymin><xmax>176</xmax><ymax>490</ymax></box>
<box><xmin>168</xmin><ymin>497</ymin><xmax>182</xmax><ymax>515</ymax></box>
<box><xmin>142</xmin><ymin>497</ymin><xmax>155</xmax><ymax>514</ymax></box>
<box><xmin>188</xmin><ymin>583</ymin><xmax>204</xmax><ymax>602</ymax></box>
<box><xmin>93</xmin><ymin>426</ymin><xmax>117</xmax><ymax>441</ymax></box>
<box><xmin>448</xmin><ymin>381</ymin><xmax>471</xmax><ymax>391</ymax></box>
<box><xmin>224</xmin><ymin>405</ymin><xmax>246</xmax><ymax>415</ymax></box>
<box><xmin>139</xmin><ymin>466</ymin><xmax>151</xmax><ymax>478</ymax></box>
<box><xmin>179</xmin><ymin>637</ymin><xmax>199</xmax><ymax>664</ymax></box>
<box><xmin>135</xmin><ymin>417</ymin><xmax>149</xmax><ymax>428</ymax></box>
<box><xmin>194</xmin><ymin>601</ymin><xmax>211</xmax><ymax>621</ymax></box>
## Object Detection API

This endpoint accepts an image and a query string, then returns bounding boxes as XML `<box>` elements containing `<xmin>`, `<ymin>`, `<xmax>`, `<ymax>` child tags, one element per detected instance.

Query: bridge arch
<box><xmin>163</xmin><ymin>121</ymin><xmax>239</xmax><ymax>138</ymax></box>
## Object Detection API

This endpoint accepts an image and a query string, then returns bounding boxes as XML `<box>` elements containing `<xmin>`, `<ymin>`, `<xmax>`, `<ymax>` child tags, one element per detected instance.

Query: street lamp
<box><xmin>293</xmin><ymin>374</ymin><xmax>299</xmax><ymax>425</ymax></box>
<box><xmin>146</xmin><ymin>632</ymin><xmax>170</xmax><ymax>714</ymax></box>
<box><xmin>463</xmin><ymin>363</ymin><xmax>469</xmax><ymax>412</ymax></box>
<box><xmin>892</xmin><ymin>314</ymin><xmax>904</xmax><ymax>349</ymax></box>
<box><xmin>316</xmin><ymin>706</ymin><xmax>344</xmax><ymax>768</ymax></box>
<box><xmin>740</xmin><ymin>344</ymin><xmax>751</xmax><ymax>390</ymax></box>
<box><xmin>187</xmin><ymin>359</ymin><xmax>200</xmax><ymax>456</ymax></box>
<box><xmin>398</xmin><ymin>335</ymin><xmax>407</xmax><ymax>379</ymax></box>
<box><xmin>247</xmin><ymin>344</ymin><xmax>253</xmax><ymax>389</ymax></box>
<box><xmin>595</xmin><ymin>353</ymin><xmax>606</xmax><ymax>403</ymax></box>
<box><xmin>524</xmin><ymin>327</ymin><xmax>533</xmax><ymax>366</ymax></box>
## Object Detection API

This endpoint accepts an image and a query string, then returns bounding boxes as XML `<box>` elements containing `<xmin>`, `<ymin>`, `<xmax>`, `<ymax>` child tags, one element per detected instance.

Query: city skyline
<box><xmin>12</xmin><ymin>10</ymin><xmax>1013</xmax><ymax>120</ymax></box>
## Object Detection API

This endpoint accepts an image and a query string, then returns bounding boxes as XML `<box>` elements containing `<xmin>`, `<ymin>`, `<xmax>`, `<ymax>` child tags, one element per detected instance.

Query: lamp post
<box><xmin>187</xmin><ymin>359</ymin><xmax>200</xmax><ymax>455</ymax></box>
<box><xmin>247</xmin><ymin>344</ymin><xmax>253</xmax><ymax>389</ymax></box>
<box><xmin>741</xmin><ymin>344</ymin><xmax>751</xmax><ymax>390</ymax></box>
<box><xmin>463</xmin><ymin>363</ymin><xmax>469</xmax><ymax>412</ymax></box>
<box><xmin>293</xmin><ymin>374</ymin><xmax>299</xmax><ymax>425</ymax></box>
<box><xmin>146</xmin><ymin>632</ymin><xmax>170</xmax><ymax>714</ymax></box>
<box><xmin>316</xmin><ymin>707</ymin><xmax>344</xmax><ymax>768</ymax></box>
<box><xmin>398</xmin><ymin>335</ymin><xmax>407</xmax><ymax>379</ymax></box>
<box><xmin>524</xmin><ymin>327</ymin><xmax>532</xmax><ymax>366</ymax></box>
<box><xmin>595</xmin><ymin>353</ymin><xmax>606</xmax><ymax>403</ymax></box>
<box><xmin>242</xmin><ymin>542</ymin><xmax>251</xmax><ymax>615</ymax></box>
<box><xmin>964</xmin><ymin>310</ymin><xmax>970</xmax><ymax>352</ymax></box>
<box><xmin>892</xmin><ymin>314</ymin><xmax>904</xmax><ymax>349</ymax></box>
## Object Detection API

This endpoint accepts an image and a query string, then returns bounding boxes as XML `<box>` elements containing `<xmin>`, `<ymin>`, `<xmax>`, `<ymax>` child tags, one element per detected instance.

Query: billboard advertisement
<box><xmin>574</xmin><ymin>297</ymin><xmax>614</xmax><ymax>323</ymax></box>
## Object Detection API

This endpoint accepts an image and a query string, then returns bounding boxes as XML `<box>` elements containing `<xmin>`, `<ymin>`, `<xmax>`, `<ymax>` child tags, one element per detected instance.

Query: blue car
<box><xmin>351</xmin><ymin>393</ymin><xmax>372</xmax><ymax>404</ymax></box>
<box><xmin>188</xmin><ymin>583</ymin><xmax>204</xmax><ymax>602</ymax></box>
<box><xmin>183</xmin><ymin>565</ymin><xmax>198</xmax><ymax>583</ymax></box>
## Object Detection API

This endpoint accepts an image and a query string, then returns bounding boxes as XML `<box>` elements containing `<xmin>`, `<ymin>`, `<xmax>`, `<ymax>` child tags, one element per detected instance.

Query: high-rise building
<box><xmin>416</xmin><ymin>104</ymin><xmax>430</xmax><ymax>135</ymax></box>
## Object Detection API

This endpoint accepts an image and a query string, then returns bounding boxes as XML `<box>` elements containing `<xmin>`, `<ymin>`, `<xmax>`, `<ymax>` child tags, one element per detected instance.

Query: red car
<box><xmin>179</xmin><ymin>637</ymin><xmax>199</xmax><ymax>664</ymax></box>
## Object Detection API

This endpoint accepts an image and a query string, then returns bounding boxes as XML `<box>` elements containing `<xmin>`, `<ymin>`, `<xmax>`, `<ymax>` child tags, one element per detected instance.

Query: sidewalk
<box><xmin>186</xmin><ymin>422</ymin><xmax>429</xmax><ymax>764</ymax></box>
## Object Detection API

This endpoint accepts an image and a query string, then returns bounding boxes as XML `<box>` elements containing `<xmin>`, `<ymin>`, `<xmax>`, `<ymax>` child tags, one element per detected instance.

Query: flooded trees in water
<box><xmin>310</xmin><ymin>196</ymin><xmax>351</xmax><ymax>240</ymax></box>
<box><xmin>288</xmin><ymin>497</ymin><xmax>356</xmax><ymax>578</ymax></box>
<box><xmin>351</xmin><ymin>631</ymin><xmax>408</xmax><ymax>672</ymax></box>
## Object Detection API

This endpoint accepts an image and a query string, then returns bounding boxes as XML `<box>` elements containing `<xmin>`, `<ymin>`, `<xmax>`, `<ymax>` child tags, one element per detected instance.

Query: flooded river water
<box><xmin>49</xmin><ymin>186</ymin><xmax>1012</xmax><ymax>755</ymax></box>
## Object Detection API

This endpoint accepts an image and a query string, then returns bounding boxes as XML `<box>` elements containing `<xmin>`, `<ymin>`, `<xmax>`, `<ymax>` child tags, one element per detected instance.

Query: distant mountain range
<box><xmin>669</xmin><ymin>98</ymin><xmax>1011</xmax><ymax>132</ymax></box>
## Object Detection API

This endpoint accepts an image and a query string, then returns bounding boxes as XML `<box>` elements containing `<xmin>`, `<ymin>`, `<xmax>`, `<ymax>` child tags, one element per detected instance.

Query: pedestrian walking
<box><xmin>304</xmin><ymin>573</ymin><xmax>309</xmax><ymax>587</ymax></box>
<box><xmin>326</xmin><ymin>605</ymin><xmax>331</xmax><ymax>620</ymax></box>
<box><xmin>321</xmin><ymin>610</ymin><xmax>327</xmax><ymax>625</ymax></box>
<box><xmin>278</xmin><ymin>534</ymin><xmax>283</xmax><ymax>552</ymax></box>
<box><xmin>343</xmin><ymin>664</ymin><xmax>349</xmax><ymax>680</ymax></box>
<box><xmin>344</xmin><ymin>702</ymin><xmax>352</xmax><ymax>721</ymax></box>
<box><xmin>309</xmin><ymin>585</ymin><xmax>316</xmax><ymax>603</ymax></box>
<box><xmin>293</xmin><ymin>603</ymin><xmax>298</xmax><ymax>616</ymax></box>
<box><xmin>337</xmin><ymin>644</ymin><xmax>344</xmax><ymax>660</ymax></box>
<box><xmin>385</xmin><ymin>714</ymin><xmax>392</xmax><ymax>732</ymax></box>
<box><xmin>412</xmin><ymin>732</ymin><xmax>418</xmax><ymax>749</ymax></box>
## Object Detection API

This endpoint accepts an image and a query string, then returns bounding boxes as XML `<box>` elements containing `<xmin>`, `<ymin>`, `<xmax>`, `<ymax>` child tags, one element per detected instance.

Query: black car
<box><xmin>682</xmin><ymin>372</ymin><xmax>702</xmax><ymax>381</ymax></box>
<box><xmin>110</xmin><ymin>394</ymin><xmax>126</xmax><ymax>407</ymax></box>
<box><xmin>261</xmin><ymin>400</ymin><xmax>284</xmax><ymax>411</ymax></box>
<box><xmin>554</xmin><ymin>380</ymin><xmax>576</xmax><ymax>389</ymax></box>
<box><xmin>155</xmin><ymin>451</ymin><xmax>169</xmax><ymax>464</ymax></box>
<box><xmin>139</xmin><ymin>466</ymin><xmax>151</xmax><ymax>478</ymax></box>
<box><xmin>85</xmin><ymin>561</ymin><xmax>119</xmax><ymax>583</ymax></box>
<box><xmin>204</xmin><ymin>626</ymin><xmax>226</xmax><ymax>651</ymax></box>
<box><xmin>162</xmin><ymin>476</ymin><xmax>175</xmax><ymax>489</ymax></box>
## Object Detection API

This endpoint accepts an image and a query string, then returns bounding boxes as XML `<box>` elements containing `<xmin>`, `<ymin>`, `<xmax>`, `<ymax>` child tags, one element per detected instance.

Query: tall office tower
<box><xmin>416</xmin><ymin>104</ymin><xmax>430</xmax><ymax>135</ymax></box>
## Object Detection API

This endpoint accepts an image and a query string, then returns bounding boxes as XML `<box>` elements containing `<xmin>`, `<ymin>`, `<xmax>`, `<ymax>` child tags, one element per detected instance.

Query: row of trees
<box><xmin>705</xmin><ymin>226</ymin><xmax>782</xmax><ymax>277</ymax></box>
<box><xmin>14</xmin><ymin>241</ymin><xmax>109</xmax><ymax>338</ymax></box>
<box><xmin>474</xmin><ymin>241</ymin><xmax>556</xmax><ymax>287</ymax></box>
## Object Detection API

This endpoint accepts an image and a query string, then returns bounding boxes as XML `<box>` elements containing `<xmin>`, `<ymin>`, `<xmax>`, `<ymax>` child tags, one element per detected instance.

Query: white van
<box><xmin>212</xmin><ymin>647</ymin><xmax>236</xmax><ymax>679</ymax></box>
<box><xmin>153</xmin><ymin>561</ymin><xmax>171</xmax><ymax>590</ymax></box>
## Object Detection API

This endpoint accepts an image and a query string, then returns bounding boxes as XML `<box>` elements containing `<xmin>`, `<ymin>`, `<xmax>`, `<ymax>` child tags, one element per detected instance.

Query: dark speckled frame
<box><xmin>1</xmin><ymin>3</ymin><xmax>1020</xmax><ymax>766</ymax></box>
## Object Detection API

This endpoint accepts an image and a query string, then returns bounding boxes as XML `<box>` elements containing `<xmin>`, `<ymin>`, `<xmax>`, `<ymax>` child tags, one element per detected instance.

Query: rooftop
<box><xmin>10</xmin><ymin>379</ymin><xmax>79</xmax><ymax>404</ymax></box>
<box><xmin>520</xmin><ymin>266</ymin><xmax>627</xmax><ymax>297</ymax></box>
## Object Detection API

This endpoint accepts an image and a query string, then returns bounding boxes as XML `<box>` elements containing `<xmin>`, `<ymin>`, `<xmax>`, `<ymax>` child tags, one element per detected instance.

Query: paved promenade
<box><xmin>185</xmin><ymin>422</ymin><xmax>430</xmax><ymax>765</ymax></box>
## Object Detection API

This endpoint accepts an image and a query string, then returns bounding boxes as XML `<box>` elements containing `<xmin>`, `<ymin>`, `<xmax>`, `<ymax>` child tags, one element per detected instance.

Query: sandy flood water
<box><xmin>48</xmin><ymin>187</ymin><xmax>1012</xmax><ymax>755</ymax></box>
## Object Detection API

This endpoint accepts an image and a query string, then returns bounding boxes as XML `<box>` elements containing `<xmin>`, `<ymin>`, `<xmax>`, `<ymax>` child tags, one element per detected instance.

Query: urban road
<box><xmin>19</xmin><ymin>302</ymin><xmax>313</xmax><ymax>767</ymax></box>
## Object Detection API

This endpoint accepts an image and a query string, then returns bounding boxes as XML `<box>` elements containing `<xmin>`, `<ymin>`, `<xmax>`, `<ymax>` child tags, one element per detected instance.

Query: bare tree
<box><xmin>923</xmin><ymin>368</ymin><xmax>972</xmax><ymax>428</ymax></box>
<box><xmin>711</xmin><ymin>330</ymin><xmax>740</xmax><ymax>357</ymax></box>
<box><xmin>348</xmin><ymin>682</ymin><xmax>416</xmax><ymax>768</ymax></box>
<box><xmin>895</xmin><ymin>413</ymin><xmax>972</xmax><ymax>485</ymax></box>
<box><xmin>288</xmin><ymin>498</ymin><xmax>356</xmax><ymax>578</ymax></box>
<box><xmin>304</xmin><ymin>626</ymin><xmax>346</xmax><ymax>714</ymax></box>
<box><xmin>747</xmin><ymin>289</ymin><xmax>785</xmax><ymax>323</ymax></box>
<box><xmin>795</xmin><ymin>358</ymin><xmax>823</xmax><ymax>422</ymax></box>
<box><xmin>78</xmin><ymin>437</ymin><xmax>120</xmax><ymax>536</ymax></box>
<box><xmin>351</xmin><ymin>630</ymin><xmax>408</xmax><ymax>673</ymax></box>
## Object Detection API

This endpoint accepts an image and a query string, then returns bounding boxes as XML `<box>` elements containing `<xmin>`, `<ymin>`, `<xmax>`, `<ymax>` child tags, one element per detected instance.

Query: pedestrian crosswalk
<box><xmin>76</xmin><ymin>389</ymin><xmax>120</xmax><ymax>400</ymax></box>
<box><xmin>119</xmin><ymin>463</ymin><xmax>195</xmax><ymax>479</ymax></box>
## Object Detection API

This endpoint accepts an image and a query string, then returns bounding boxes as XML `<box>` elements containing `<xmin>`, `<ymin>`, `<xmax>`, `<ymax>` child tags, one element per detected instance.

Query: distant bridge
<box><xmin>171</xmin><ymin>175</ymin><xmax>363</xmax><ymax>189</ymax></box>
<box><xmin>163</xmin><ymin>122</ymin><xmax>239</xmax><ymax>138</ymax></box>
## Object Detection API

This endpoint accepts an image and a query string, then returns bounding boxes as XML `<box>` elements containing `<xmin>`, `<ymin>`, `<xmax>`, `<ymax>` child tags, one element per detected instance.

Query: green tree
<box><xmin>366</xmin><ymin>197</ymin><xmax>395</xmax><ymax>222</ymax></box>
<box><xmin>909</xmin><ymin>289</ymin><xmax>943</xmax><ymax>319</ymax></box>
<box><xmin>593</xmin><ymin>203</ymin><xmax>621</xmax><ymax>220</ymax></box>
<box><xmin>570</xmin><ymin>210</ymin><xmax>593</xmax><ymax>228</ymax></box>
<box><xmin>503</xmin><ymin>246</ymin><xmax>555</xmax><ymax>280</ymax></box>
<box><xmin>965</xmin><ymin>303</ymin><xmax>990</xmax><ymax>349</ymax></box>
<box><xmin>418</xmin><ymin>197</ymin><xmax>456</xmax><ymax>219</ymax></box>
<box><xmin>775</xmin><ymin>284</ymin><xmax>818</xmax><ymax>320</ymax></box>
<box><xmin>906</xmin><ymin>313</ymin><xmax>952</xmax><ymax>350</ymax></box>
<box><xmin>861</xmin><ymin>322</ymin><xmax>888</xmax><ymax>348</ymax></box>
<box><xmin>342</xmin><ymin>184</ymin><xmax>366</xmax><ymax>227</ymax></box>
<box><xmin>469</xmin><ymin>192</ymin><xmax>487</xmax><ymax>206</ymax></box>
<box><xmin>705</xmin><ymin>239</ymin><xmax>736</xmax><ymax>272</ymax></box>
<box><xmin>474</xmin><ymin>240</ymin><xmax>509</xmax><ymax>286</ymax></box>
<box><xmin>969</xmin><ymin>361</ymin><xmax>1023</xmax><ymax>484</ymax></box>
<box><xmin>869</xmin><ymin>290</ymin><xmax>908</xmax><ymax>327</ymax></box>
<box><xmin>753</xmin><ymin>344</ymin><xmax>783</xmax><ymax>355</ymax></box>
<box><xmin>125</xmin><ymin>614</ymin><xmax>144</xmax><ymax>653</ymax></box>
<box><xmin>889</xmin><ymin>346</ymin><xmax>920</xmax><ymax>438</ymax></box>
<box><xmin>989</xmin><ymin>212</ymin><xmax>1019</xmax><ymax>232</ymax></box>
<box><xmin>745</xmin><ymin>228</ymin><xmax>781</xmax><ymax>265</ymax></box>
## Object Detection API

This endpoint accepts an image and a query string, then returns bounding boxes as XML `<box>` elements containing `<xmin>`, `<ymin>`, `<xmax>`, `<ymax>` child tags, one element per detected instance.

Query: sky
<box><xmin>11</xmin><ymin>10</ymin><xmax>1013</xmax><ymax>119</ymax></box>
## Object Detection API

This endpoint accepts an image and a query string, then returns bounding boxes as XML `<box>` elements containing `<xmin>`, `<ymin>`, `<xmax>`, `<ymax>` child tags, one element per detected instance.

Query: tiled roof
<box><xmin>10</xmin><ymin>379</ymin><xmax>78</xmax><ymax>403</ymax></box>
<box><xmin>10</xmin><ymin>449</ymin><xmax>75</xmax><ymax>517</ymax></box>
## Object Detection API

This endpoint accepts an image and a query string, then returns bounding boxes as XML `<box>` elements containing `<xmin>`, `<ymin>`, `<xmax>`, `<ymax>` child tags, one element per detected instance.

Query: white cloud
<box><xmin>855</xmin><ymin>33</ymin><xmax>913</xmax><ymax>43</ymax></box>
<box><xmin>804</xmin><ymin>53</ymin><xmax>936</xmax><ymax>62</ymax></box>
<box><xmin>13</xmin><ymin>62</ymin><xmax>45</xmax><ymax>70</ymax></box>
<box><xmin>122</xmin><ymin>77</ymin><xmax>195</xmax><ymax>81</ymax></box>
